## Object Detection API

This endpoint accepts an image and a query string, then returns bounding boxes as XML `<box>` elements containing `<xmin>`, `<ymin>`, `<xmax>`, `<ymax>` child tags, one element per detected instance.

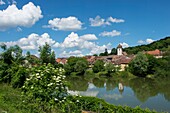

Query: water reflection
<box><xmin>66</xmin><ymin>76</ymin><xmax>170</xmax><ymax>112</ymax></box>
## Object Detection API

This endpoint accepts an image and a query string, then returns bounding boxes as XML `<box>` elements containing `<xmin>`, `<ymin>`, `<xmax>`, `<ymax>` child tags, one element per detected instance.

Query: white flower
<box><xmin>76</xmin><ymin>100</ymin><xmax>79</xmax><ymax>102</ymax></box>
<box><xmin>54</xmin><ymin>98</ymin><xmax>58</xmax><ymax>101</ymax></box>
<box><xmin>31</xmin><ymin>86</ymin><xmax>34</xmax><ymax>89</ymax></box>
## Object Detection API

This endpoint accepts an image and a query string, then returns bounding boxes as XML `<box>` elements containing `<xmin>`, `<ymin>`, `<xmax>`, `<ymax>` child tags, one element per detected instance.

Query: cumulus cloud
<box><xmin>0</xmin><ymin>0</ymin><xmax>5</xmax><ymax>5</ymax></box>
<box><xmin>79</xmin><ymin>34</ymin><xmax>98</xmax><ymax>40</ymax></box>
<box><xmin>99</xmin><ymin>30</ymin><xmax>121</xmax><ymax>37</ymax></box>
<box><xmin>4</xmin><ymin>33</ymin><xmax>58</xmax><ymax>50</ymax></box>
<box><xmin>55</xmin><ymin>32</ymin><xmax>111</xmax><ymax>57</ymax></box>
<box><xmin>89</xmin><ymin>15</ymin><xmax>124</xmax><ymax>27</ymax></box>
<box><xmin>138</xmin><ymin>38</ymin><xmax>155</xmax><ymax>44</ymax></box>
<box><xmin>0</xmin><ymin>2</ymin><xmax>43</xmax><ymax>31</ymax></box>
<box><xmin>107</xmin><ymin>17</ymin><xmax>125</xmax><ymax>23</ymax></box>
<box><xmin>89</xmin><ymin>16</ymin><xmax>110</xmax><ymax>27</ymax></box>
<box><xmin>146</xmin><ymin>38</ymin><xmax>155</xmax><ymax>43</ymax></box>
<box><xmin>120</xmin><ymin>42</ymin><xmax>129</xmax><ymax>48</ymax></box>
<box><xmin>59</xmin><ymin>50</ymin><xmax>83</xmax><ymax>57</ymax></box>
<box><xmin>44</xmin><ymin>16</ymin><xmax>83</xmax><ymax>31</ymax></box>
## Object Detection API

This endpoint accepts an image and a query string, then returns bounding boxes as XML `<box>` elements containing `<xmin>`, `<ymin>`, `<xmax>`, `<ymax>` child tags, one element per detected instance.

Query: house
<box><xmin>112</xmin><ymin>55</ymin><xmax>133</xmax><ymax>71</ymax></box>
<box><xmin>145</xmin><ymin>49</ymin><xmax>162</xmax><ymax>58</ymax></box>
<box><xmin>56</xmin><ymin>58</ymin><xmax>67</xmax><ymax>64</ymax></box>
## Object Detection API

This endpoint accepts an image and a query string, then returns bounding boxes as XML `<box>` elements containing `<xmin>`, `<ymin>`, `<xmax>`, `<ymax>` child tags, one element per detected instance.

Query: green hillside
<box><xmin>124</xmin><ymin>36</ymin><xmax>170</xmax><ymax>54</ymax></box>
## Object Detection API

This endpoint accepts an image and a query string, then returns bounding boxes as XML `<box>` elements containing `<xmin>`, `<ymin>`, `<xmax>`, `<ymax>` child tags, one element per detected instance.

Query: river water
<box><xmin>66</xmin><ymin>76</ymin><xmax>170</xmax><ymax>112</ymax></box>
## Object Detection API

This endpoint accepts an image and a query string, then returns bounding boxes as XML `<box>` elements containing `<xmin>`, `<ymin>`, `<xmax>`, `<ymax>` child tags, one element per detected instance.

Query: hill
<box><xmin>124</xmin><ymin>36</ymin><xmax>170</xmax><ymax>54</ymax></box>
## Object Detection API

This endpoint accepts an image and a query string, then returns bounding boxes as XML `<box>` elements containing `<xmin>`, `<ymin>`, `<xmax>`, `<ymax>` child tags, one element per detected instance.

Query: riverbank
<box><xmin>0</xmin><ymin>83</ymin><xmax>157</xmax><ymax>113</ymax></box>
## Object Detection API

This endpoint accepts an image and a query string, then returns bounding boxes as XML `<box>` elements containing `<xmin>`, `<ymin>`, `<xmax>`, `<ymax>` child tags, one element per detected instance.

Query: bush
<box><xmin>22</xmin><ymin>64</ymin><xmax>68</xmax><ymax>111</ymax></box>
<box><xmin>92</xmin><ymin>60</ymin><xmax>105</xmax><ymax>73</ymax></box>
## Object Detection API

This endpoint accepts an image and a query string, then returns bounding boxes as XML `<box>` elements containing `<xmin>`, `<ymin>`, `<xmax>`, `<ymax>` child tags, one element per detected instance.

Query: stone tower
<box><xmin>117</xmin><ymin>44</ymin><xmax>122</xmax><ymax>56</ymax></box>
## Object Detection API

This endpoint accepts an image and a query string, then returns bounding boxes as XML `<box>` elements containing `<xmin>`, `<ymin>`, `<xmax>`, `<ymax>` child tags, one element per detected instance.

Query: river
<box><xmin>66</xmin><ymin>76</ymin><xmax>170</xmax><ymax>112</ymax></box>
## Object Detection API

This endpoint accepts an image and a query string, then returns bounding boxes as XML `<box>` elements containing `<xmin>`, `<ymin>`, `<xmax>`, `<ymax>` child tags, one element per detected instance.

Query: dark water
<box><xmin>66</xmin><ymin>76</ymin><xmax>170</xmax><ymax>112</ymax></box>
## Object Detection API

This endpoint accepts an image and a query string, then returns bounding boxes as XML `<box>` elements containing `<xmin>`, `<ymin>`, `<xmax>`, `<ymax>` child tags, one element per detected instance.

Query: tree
<box><xmin>105</xmin><ymin>62</ymin><xmax>118</xmax><ymax>75</ymax></box>
<box><xmin>146</xmin><ymin>54</ymin><xmax>158</xmax><ymax>74</ymax></box>
<box><xmin>92</xmin><ymin>60</ymin><xmax>105</xmax><ymax>73</ymax></box>
<box><xmin>99</xmin><ymin>49</ymin><xmax>108</xmax><ymax>56</ymax></box>
<box><xmin>74</xmin><ymin>60</ymin><xmax>88</xmax><ymax>75</ymax></box>
<box><xmin>93</xmin><ymin>54</ymin><xmax>98</xmax><ymax>56</ymax></box>
<box><xmin>128</xmin><ymin>53</ymin><xmax>149</xmax><ymax>77</ymax></box>
<box><xmin>110</xmin><ymin>48</ymin><xmax>117</xmax><ymax>55</ymax></box>
<box><xmin>39</xmin><ymin>43</ymin><xmax>56</xmax><ymax>65</ymax></box>
<box><xmin>64</xmin><ymin>57</ymin><xmax>88</xmax><ymax>75</ymax></box>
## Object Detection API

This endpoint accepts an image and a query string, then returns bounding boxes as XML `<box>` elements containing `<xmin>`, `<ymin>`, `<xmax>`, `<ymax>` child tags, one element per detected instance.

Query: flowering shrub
<box><xmin>22</xmin><ymin>64</ymin><xmax>67</xmax><ymax>106</ymax></box>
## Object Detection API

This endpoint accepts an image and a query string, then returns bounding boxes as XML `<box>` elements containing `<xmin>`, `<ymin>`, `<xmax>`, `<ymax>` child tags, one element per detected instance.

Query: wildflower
<box><xmin>54</xmin><ymin>98</ymin><xmax>58</xmax><ymax>101</ymax></box>
<box><xmin>76</xmin><ymin>100</ymin><xmax>79</xmax><ymax>102</ymax></box>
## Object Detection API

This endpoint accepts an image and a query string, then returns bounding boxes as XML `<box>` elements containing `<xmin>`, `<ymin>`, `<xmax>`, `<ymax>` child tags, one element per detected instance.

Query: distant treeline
<box><xmin>124</xmin><ymin>37</ymin><xmax>170</xmax><ymax>54</ymax></box>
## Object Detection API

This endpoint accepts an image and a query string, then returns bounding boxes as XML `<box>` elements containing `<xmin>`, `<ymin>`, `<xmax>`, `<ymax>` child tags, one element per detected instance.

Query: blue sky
<box><xmin>0</xmin><ymin>0</ymin><xmax>170</xmax><ymax>57</ymax></box>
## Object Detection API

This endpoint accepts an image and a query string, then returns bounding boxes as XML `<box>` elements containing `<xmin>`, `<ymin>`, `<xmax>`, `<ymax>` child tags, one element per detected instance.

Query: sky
<box><xmin>0</xmin><ymin>0</ymin><xmax>170</xmax><ymax>57</ymax></box>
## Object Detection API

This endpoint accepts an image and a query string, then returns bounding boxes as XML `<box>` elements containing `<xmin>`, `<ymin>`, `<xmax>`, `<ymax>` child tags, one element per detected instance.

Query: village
<box><xmin>56</xmin><ymin>44</ymin><xmax>162</xmax><ymax>71</ymax></box>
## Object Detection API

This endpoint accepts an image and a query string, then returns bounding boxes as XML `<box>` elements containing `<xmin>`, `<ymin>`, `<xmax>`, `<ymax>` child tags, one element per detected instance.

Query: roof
<box><xmin>117</xmin><ymin>44</ymin><xmax>122</xmax><ymax>48</ymax></box>
<box><xmin>112</xmin><ymin>55</ymin><xmax>133</xmax><ymax>65</ymax></box>
<box><xmin>146</xmin><ymin>49</ymin><xmax>161</xmax><ymax>56</ymax></box>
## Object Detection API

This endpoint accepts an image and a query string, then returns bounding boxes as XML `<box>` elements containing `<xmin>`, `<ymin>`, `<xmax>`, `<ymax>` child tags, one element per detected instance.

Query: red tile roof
<box><xmin>146</xmin><ymin>49</ymin><xmax>161</xmax><ymax>56</ymax></box>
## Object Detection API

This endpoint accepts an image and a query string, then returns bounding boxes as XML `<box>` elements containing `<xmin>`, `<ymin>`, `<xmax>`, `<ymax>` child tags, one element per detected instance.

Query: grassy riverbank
<box><xmin>0</xmin><ymin>83</ymin><xmax>157</xmax><ymax>113</ymax></box>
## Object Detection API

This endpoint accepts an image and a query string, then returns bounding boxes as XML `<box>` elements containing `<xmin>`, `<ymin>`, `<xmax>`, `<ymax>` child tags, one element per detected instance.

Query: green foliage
<box><xmin>154</xmin><ymin>56</ymin><xmax>170</xmax><ymax>77</ymax></box>
<box><xmin>145</xmin><ymin>54</ymin><xmax>158</xmax><ymax>75</ymax></box>
<box><xmin>39</xmin><ymin>43</ymin><xmax>57</xmax><ymax>66</ymax></box>
<box><xmin>22</xmin><ymin>64</ymin><xmax>68</xmax><ymax>108</ymax></box>
<box><xmin>110</xmin><ymin>48</ymin><xmax>117</xmax><ymax>55</ymax></box>
<box><xmin>56</xmin><ymin>96</ymin><xmax>156</xmax><ymax>113</ymax></box>
<box><xmin>64</xmin><ymin>57</ymin><xmax>88</xmax><ymax>75</ymax></box>
<box><xmin>128</xmin><ymin>53</ymin><xmax>149</xmax><ymax>77</ymax></box>
<box><xmin>124</xmin><ymin>36</ymin><xmax>170</xmax><ymax>54</ymax></box>
<box><xmin>105</xmin><ymin>62</ymin><xmax>118</xmax><ymax>75</ymax></box>
<box><xmin>92</xmin><ymin>60</ymin><xmax>105</xmax><ymax>73</ymax></box>
<box><xmin>74</xmin><ymin>60</ymin><xmax>88</xmax><ymax>74</ymax></box>
<box><xmin>93</xmin><ymin>54</ymin><xmax>98</xmax><ymax>56</ymax></box>
<box><xmin>99</xmin><ymin>49</ymin><xmax>108</xmax><ymax>56</ymax></box>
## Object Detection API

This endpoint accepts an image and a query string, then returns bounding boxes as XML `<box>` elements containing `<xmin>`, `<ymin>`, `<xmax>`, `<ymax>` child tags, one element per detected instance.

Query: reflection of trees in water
<box><xmin>93</xmin><ymin>78</ymin><xmax>105</xmax><ymax>88</ymax></box>
<box><xmin>105</xmin><ymin>79</ymin><xmax>116</xmax><ymax>91</ymax></box>
<box><xmin>66</xmin><ymin>75</ymin><xmax>170</xmax><ymax>102</ymax></box>
<box><xmin>129</xmin><ymin>78</ymin><xmax>158</xmax><ymax>102</ymax></box>
<box><xmin>154</xmin><ymin>77</ymin><xmax>170</xmax><ymax>102</ymax></box>
<box><xmin>66</xmin><ymin>77</ymin><xmax>88</xmax><ymax>91</ymax></box>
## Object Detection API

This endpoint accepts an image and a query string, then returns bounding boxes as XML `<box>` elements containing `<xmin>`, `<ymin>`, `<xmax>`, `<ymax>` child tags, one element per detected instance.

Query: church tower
<box><xmin>117</xmin><ymin>44</ymin><xmax>122</xmax><ymax>56</ymax></box>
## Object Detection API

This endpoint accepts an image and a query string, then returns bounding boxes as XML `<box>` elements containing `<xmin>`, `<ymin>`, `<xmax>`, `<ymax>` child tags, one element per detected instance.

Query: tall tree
<box><xmin>39</xmin><ymin>43</ymin><xmax>56</xmax><ymax>65</ymax></box>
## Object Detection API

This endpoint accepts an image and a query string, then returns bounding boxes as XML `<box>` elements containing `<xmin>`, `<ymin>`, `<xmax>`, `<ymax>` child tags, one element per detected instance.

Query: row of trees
<box><xmin>64</xmin><ymin>56</ymin><xmax>120</xmax><ymax>76</ymax></box>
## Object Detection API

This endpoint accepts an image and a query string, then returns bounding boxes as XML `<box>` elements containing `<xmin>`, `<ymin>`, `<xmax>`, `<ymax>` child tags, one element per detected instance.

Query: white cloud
<box><xmin>4</xmin><ymin>33</ymin><xmax>58</xmax><ymax>50</ymax></box>
<box><xmin>44</xmin><ymin>16</ymin><xmax>83</xmax><ymax>31</ymax></box>
<box><xmin>0</xmin><ymin>2</ymin><xmax>43</xmax><ymax>31</ymax></box>
<box><xmin>107</xmin><ymin>17</ymin><xmax>125</xmax><ymax>23</ymax></box>
<box><xmin>138</xmin><ymin>38</ymin><xmax>155</xmax><ymax>44</ymax></box>
<box><xmin>56</xmin><ymin>32</ymin><xmax>111</xmax><ymax>56</ymax></box>
<box><xmin>89</xmin><ymin>15</ymin><xmax>125</xmax><ymax>27</ymax></box>
<box><xmin>99</xmin><ymin>30</ymin><xmax>121</xmax><ymax>37</ymax></box>
<box><xmin>79</xmin><ymin>34</ymin><xmax>98</xmax><ymax>40</ymax></box>
<box><xmin>59</xmin><ymin>50</ymin><xmax>83</xmax><ymax>57</ymax></box>
<box><xmin>146</xmin><ymin>38</ymin><xmax>154</xmax><ymax>43</ymax></box>
<box><xmin>89</xmin><ymin>15</ymin><xmax>110</xmax><ymax>27</ymax></box>
<box><xmin>0</xmin><ymin>0</ymin><xmax>5</xmax><ymax>5</ymax></box>
<box><xmin>137</xmin><ymin>40</ymin><xmax>145</xmax><ymax>44</ymax></box>
<box><xmin>120</xmin><ymin>42</ymin><xmax>129</xmax><ymax>48</ymax></box>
